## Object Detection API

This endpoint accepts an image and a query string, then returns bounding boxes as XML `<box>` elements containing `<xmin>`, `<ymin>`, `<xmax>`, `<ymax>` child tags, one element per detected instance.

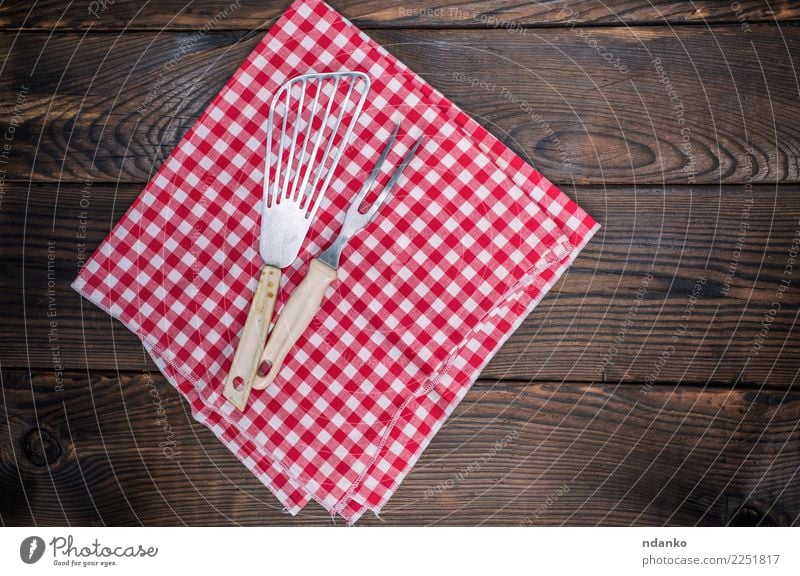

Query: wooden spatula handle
<box><xmin>252</xmin><ymin>259</ymin><xmax>336</xmax><ymax>391</ymax></box>
<box><xmin>223</xmin><ymin>265</ymin><xmax>281</xmax><ymax>411</ymax></box>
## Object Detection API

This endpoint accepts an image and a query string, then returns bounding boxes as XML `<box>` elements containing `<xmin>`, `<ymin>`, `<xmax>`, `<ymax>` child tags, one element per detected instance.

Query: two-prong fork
<box><xmin>252</xmin><ymin>122</ymin><xmax>424</xmax><ymax>391</ymax></box>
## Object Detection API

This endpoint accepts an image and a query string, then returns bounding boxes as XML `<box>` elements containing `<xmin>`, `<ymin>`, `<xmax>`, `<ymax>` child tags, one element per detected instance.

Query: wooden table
<box><xmin>1</xmin><ymin>0</ymin><xmax>799</xmax><ymax>526</ymax></box>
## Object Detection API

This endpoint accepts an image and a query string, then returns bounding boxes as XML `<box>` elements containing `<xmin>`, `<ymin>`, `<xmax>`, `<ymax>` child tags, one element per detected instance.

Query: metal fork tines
<box><xmin>318</xmin><ymin>122</ymin><xmax>425</xmax><ymax>271</ymax></box>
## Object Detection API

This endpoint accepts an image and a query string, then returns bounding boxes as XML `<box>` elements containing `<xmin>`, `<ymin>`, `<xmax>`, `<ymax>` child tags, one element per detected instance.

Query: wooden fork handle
<box><xmin>223</xmin><ymin>265</ymin><xmax>281</xmax><ymax>411</ymax></box>
<box><xmin>252</xmin><ymin>259</ymin><xmax>337</xmax><ymax>391</ymax></box>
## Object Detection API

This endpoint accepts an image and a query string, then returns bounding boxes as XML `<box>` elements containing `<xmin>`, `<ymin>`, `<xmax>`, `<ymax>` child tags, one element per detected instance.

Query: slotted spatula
<box><xmin>224</xmin><ymin>71</ymin><xmax>370</xmax><ymax>411</ymax></box>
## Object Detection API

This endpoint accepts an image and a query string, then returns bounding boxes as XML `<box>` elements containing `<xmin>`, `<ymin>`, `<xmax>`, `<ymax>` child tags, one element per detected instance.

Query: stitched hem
<box><xmin>343</xmin><ymin>219</ymin><xmax>600</xmax><ymax>524</ymax></box>
<box><xmin>331</xmin><ymin>235</ymin><xmax>576</xmax><ymax>517</ymax></box>
<box><xmin>72</xmin><ymin>226</ymin><xmax>581</xmax><ymax>520</ymax></box>
<box><xmin>70</xmin><ymin>275</ymin><xmax>310</xmax><ymax>516</ymax></box>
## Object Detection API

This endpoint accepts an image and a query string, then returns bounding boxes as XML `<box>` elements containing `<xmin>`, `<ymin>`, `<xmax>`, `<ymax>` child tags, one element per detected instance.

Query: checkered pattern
<box><xmin>72</xmin><ymin>0</ymin><xmax>599</xmax><ymax>523</ymax></box>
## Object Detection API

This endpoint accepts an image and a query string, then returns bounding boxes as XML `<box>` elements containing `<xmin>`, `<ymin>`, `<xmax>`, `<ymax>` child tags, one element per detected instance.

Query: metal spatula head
<box><xmin>260</xmin><ymin>71</ymin><xmax>370</xmax><ymax>267</ymax></box>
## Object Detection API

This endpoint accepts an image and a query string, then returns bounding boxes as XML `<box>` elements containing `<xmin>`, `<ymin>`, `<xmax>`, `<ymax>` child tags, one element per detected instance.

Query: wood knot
<box><xmin>728</xmin><ymin>503</ymin><xmax>776</xmax><ymax>527</ymax></box>
<box><xmin>21</xmin><ymin>427</ymin><xmax>62</xmax><ymax>467</ymax></box>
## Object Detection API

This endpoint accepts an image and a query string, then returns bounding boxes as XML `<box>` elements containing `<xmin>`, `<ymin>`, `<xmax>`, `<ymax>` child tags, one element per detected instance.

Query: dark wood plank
<box><xmin>1</xmin><ymin>0</ymin><xmax>797</xmax><ymax>30</ymax></box>
<box><xmin>1</xmin><ymin>370</ymin><xmax>797</xmax><ymax>525</ymax></box>
<box><xmin>2</xmin><ymin>182</ymin><xmax>799</xmax><ymax>385</ymax></box>
<box><xmin>1</xmin><ymin>26</ymin><xmax>798</xmax><ymax>185</ymax></box>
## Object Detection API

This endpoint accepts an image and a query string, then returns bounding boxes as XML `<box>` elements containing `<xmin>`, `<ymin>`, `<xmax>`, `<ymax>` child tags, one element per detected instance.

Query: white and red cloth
<box><xmin>73</xmin><ymin>0</ymin><xmax>599</xmax><ymax>523</ymax></box>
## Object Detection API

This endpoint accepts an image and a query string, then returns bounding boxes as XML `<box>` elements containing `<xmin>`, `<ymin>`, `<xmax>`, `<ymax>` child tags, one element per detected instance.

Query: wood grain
<box><xmin>1</xmin><ymin>0</ymin><xmax>798</xmax><ymax>30</ymax></box>
<box><xmin>1</xmin><ymin>0</ymin><xmax>798</xmax><ymax>529</ymax></box>
<box><xmin>2</xmin><ymin>182</ymin><xmax>798</xmax><ymax>385</ymax></box>
<box><xmin>1</xmin><ymin>370</ymin><xmax>797</xmax><ymax>526</ymax></box>
<box><xmin>1</xmin><ymin>26</ymin><xmax>798</xmax><ymax>185</ymax></box>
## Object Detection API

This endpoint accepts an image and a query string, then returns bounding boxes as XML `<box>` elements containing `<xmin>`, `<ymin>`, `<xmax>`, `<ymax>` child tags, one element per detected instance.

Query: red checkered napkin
<box><xmin>73</xmin><ymin>0</ymin><xmax>599</xmax><ymax>523</ymax></box>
